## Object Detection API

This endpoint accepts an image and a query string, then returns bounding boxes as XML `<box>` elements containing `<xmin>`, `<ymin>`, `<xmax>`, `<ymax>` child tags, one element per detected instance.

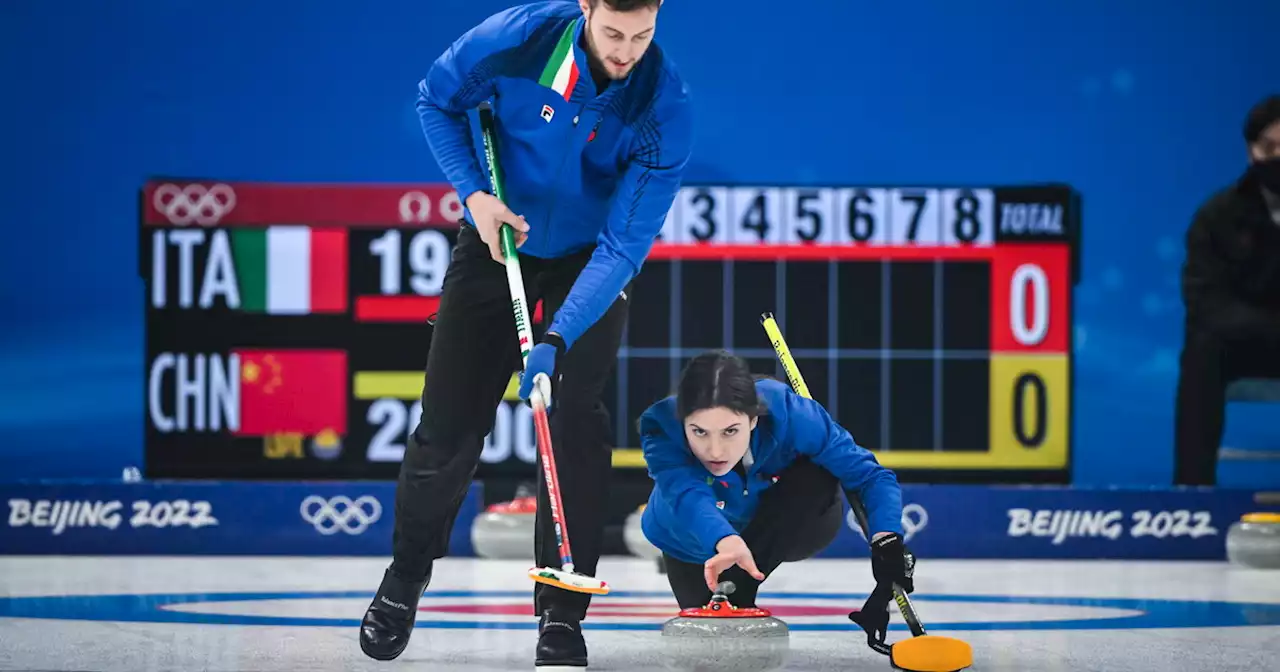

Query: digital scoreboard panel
<box><xmin>142</xmin><ymin>180</ymin><xmax>1079</xmax><ymax>482</ymax></box>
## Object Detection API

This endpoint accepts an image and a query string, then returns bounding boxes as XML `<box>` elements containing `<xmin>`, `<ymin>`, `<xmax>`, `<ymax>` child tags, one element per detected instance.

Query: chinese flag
<box><xmin>232</xmin><ymin>349</ymin><xmax>348</xmax><ymax>436</ymax></box>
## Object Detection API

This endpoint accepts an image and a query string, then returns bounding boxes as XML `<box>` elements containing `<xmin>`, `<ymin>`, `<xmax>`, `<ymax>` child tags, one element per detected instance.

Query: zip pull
<box><xmin>588</xmin><ymin>115</ymin><xmax>603</xmax><ymax>143</ymax></box>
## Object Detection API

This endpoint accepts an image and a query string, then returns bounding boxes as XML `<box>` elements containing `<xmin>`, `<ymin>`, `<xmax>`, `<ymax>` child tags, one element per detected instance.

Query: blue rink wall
<box><xmin>4</xmin><ymin>1</ymin><xmax>1280</xmax><ymax>487</ymax></box>
<box><xmin>1</xmin><ymin>481</ymin><xmax>1266</xmax><ymax>560</ymax></box>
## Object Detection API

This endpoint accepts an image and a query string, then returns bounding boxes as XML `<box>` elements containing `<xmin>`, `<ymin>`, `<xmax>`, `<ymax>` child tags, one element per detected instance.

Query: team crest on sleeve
<box><xmin>541</xmin><ymin>105</ymin><xmax>555</xmax><ymax>123</ymax></box>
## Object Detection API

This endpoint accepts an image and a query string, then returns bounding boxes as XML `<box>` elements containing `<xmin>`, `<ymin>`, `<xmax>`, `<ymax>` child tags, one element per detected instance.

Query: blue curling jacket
<box><xmin>640</xmin><ymin>378</ymin><xmax>905</xmax><ymax>565</ymax></box>
<box><xmin>417</xmin><ymin>1</ymin><xmax>693</xmax><ymax>351</ymax></box>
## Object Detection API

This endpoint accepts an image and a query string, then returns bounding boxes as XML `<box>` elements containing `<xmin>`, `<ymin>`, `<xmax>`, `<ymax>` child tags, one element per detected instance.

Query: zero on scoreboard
<box><xmin>141</xmin><ymin>180</ymin><xmax>1079</xmax><ymax>482</ymax></box>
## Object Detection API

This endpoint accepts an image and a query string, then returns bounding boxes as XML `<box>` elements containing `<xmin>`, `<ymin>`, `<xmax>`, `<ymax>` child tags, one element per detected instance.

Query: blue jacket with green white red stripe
<box><xmin>416</xmin><ymin>1</ymin><xmax>693</xmax><ymax>352</ymax></box>
<box><xmin>640</xmin><ymin>378</ymin><xmax>905</xmax><ymax>565</ymax></box>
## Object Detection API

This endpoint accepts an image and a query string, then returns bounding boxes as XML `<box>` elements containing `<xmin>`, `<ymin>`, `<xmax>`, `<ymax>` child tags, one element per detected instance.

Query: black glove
<box><xmin>848</xmin><ymin>533</ymin><xmax>915</xmax><ymax>656</ymax></box>
<box><xmin>848</xmin><ymin>593</ymin><xmax>892</xmax><ymax>656</ymax></box>
<box><xmin>870</xmin><ymin>532</ymin><xmax>914</xmax><ymax>594</ymax></box>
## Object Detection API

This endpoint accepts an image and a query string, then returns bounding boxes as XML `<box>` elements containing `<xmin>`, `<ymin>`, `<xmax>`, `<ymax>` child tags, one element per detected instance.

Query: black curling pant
<box><xmin>388</xmin><ymin>225</ymin><xmax>630</xmax><ymax>622</ymax></box>
<box><xmin>662</xmin><ymin>457</ymin><xmax>844</xmax><ymax>609</ymax></box>
<box><xmin>1174</xmin><ymin>324</ymin><xmax>1280</xmax><ymax>486</ymax></box>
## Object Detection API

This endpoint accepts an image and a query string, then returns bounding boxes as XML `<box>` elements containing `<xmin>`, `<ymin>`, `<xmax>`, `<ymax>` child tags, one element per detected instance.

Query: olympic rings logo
<box><xmin>398</xmin><ymin>190</ymin><xmax>463</xmax><ymax>224</ymax></box>
<box><xmin>399</xmin><ymin>191</ymin><xmax>432</xmax><ymax>223</ymax></box>
<box><xmin>299</xmin><ymin>495</ymin><xmax>383</xmax><ymax>535</ymax></box>
<box><xmin>153</xmin><ymin>183</ymin><xmax>236</xmax><ymax>225</ymax></box>
<box><xmin>847</xmin><ymin>503</ymin><xmax>929</xmax><ymax>544</ymax></box>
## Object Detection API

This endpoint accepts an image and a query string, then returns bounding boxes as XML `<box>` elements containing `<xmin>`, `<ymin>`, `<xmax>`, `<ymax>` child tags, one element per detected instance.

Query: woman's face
<box><xmin>683</xmin><ymin>406</ymin><xmax>757</xmax><ymax>476</ymax></box>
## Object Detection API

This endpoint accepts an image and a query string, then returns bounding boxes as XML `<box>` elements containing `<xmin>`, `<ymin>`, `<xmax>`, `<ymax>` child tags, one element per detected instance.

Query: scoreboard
<box><xmin>141</xmin><ymin>179</ymin><xmax>1080</xmax><ymax>482</ymax></box>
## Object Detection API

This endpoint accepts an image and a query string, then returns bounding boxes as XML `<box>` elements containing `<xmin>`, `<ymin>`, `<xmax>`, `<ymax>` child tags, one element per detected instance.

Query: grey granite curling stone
<box><xmin>470</xmin><ymin>493</ymin><xmax>535</xmax><ymax>560</ymax></box>
<box><xmin>624</xmin><ymin>504</ymin><xmax>662</xmax><ymax>560</ymax></box>
<box><xmin>1226</xmin><ymin>513</ymin><xmax>1280</xmax><ymax>569</ymax></box>
<box><xmin>659</xmin><ymin>636</ymin><xmax>790</xmax><ymax>672</ymax></box>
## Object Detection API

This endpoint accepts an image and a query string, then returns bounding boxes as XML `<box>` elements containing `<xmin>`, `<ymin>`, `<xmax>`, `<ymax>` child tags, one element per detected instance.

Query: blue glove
<box><xmin>518</xmin><ymin>333</ymin><xmax>566</xmax><ymax>405</ymax></box>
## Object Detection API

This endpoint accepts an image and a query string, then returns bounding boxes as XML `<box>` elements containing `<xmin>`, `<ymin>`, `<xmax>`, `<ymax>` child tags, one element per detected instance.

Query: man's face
<box><xmin>578</xmin><ymin>0</ymin><xmax>658</xmax><ymax>80</ymax></box>
<box><xmin>1249</xmin><ymin>120</ymin><xmax>1280</xmax><ymax>164</ymax></box>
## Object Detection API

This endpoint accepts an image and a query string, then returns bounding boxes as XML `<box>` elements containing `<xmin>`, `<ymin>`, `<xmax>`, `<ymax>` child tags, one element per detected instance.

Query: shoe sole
<box><xmin>535</xmin><ymin>655</ymin><xmax>588</xmax><ymax>668</ymax></box>
<box><xmin>360</xmin><ymin>636</ymin><xmax>407</xmax><ymax>661</ymax></box>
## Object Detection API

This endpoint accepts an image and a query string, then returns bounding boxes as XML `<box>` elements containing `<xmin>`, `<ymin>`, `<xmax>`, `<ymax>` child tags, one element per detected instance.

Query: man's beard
<box><xmin>586</xmin><ymin>49</ymin><xmax>629</xmax><ymax>81</ymax></box>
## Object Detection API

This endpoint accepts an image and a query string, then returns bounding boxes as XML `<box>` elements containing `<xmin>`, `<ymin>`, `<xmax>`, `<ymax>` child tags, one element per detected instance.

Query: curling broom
<box><xmin>477</xmin><ymin>101</ymin><xmax>608</xmax><ymax>596</ymax></box>
<box><xmin>759</xmin><ymin>312</ymin><xmax>971</xmax><ymax>672</ymax></box>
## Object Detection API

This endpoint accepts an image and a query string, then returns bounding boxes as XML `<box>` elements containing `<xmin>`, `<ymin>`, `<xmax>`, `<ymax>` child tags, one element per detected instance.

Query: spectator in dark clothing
<box><xmin>1175</xmin><ymin>94</ymin><xmax>1280</xmax><ymax>486</ymax></box>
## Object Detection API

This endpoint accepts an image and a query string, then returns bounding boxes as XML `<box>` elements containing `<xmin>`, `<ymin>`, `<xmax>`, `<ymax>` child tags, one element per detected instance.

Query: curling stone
<box><xmin>661</xmin><ymin>582</ymin><xmax>789</xmax><ymax>639</ymax></box>
<box><xmin>624</xmin><ymin>504</ymin><xmax>662</xmax><ymax>560</ymax></box>
<box><xmin>470</xmin><ymin>492</ymin><xmax>536</xmax><ymax>559</ymax></box>
<box><xmin>659</xmin><ymin>636</ymin><xmax>790</xmax><ymax>672</ymax></box>
<box><xmin>1226</xmin><ymin>512</ymin><xmax>1280</xmax><ymax>569</ymax></box>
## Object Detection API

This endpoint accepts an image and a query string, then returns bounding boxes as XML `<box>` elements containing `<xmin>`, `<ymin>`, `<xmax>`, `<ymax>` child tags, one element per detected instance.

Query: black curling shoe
<box><xmin>359</xmin><ymin>567</ymin><xmax>429</xmax><ymax>661</ymax></box>
<box><xmin>534</xmin><ymin>610</ymin><xmax>588</xmax><ymax>668</ymax></box>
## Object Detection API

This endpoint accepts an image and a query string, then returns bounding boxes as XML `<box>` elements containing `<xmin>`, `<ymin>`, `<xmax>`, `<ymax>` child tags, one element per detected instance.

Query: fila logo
<box><xmin>541</xmin><ymin>105</ymin><xmax>555</xmax><ymax>123</ymax></box>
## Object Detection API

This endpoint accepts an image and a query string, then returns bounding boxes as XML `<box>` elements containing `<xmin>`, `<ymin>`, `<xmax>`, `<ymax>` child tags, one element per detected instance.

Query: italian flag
<box><xmin>231</xmin><ymin>227</ymin><xmax>348</xmax><ymax>314</ymax></box>
<box><xmin>539</xmin><ymin>20</ymin><xmax>580</xmax><ymax>101</ymax></box>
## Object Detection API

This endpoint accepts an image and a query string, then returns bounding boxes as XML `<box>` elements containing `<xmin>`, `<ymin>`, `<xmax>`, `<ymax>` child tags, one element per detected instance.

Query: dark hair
<box><xmin>590</xmin><ymin>0</ymin><xmax>662</xmax><ymax>11</ymax></box>
<box><xmin>1243</xmin><ymin>95</ymin><xmax>1280</xmax><ymax>144</ymax></box>
<box><xmin>675</xmin><ymin>350</ymin><xmax>767</xmax><ymax>420</ymax></box>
